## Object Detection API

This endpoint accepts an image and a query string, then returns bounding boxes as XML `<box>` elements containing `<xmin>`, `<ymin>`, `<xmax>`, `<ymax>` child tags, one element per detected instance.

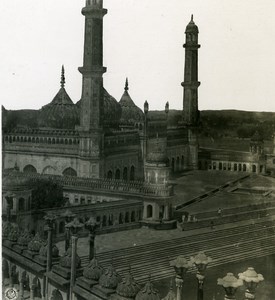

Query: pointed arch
<box><xmin>62</xmin><ymin>167</ymin><xmax>77</xmax><ymax>177</ymax></box>
<box><xmin>130</xmin><ymin>165</ymin><xmax>135</xmax><ymax>181</ymax></box>
<box><xmin>42</xmin><ymin>166</ymin><xmax>56</xmax><ymax>175</ymax></box>
<box><xmin>123</xmin><ymin>167</ymin><xmax>128</xmax><ymax>181</ymax></box>
<box><xmin>115</xmin><ymin>169</ymin><xmax>121</xmax><ymax>180</ymax></box>
<box><xmin>23</xmin><ymin>164</ymin><xmax>37</xmax><ymax>173</ymax></box>
<box><xmin>107</xmin><ymin>170</ymin><xmax>113</xmax><ymax>179</ymax></box>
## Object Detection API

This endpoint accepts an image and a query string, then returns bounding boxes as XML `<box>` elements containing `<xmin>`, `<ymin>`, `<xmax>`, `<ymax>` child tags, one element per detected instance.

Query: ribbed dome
<box><xmin>83</xmin><ymin>256</ymin><xmax>104</xmax><ymax>281</ymax></box>
<box><xmin>103</xmin><ymin>88</ymin><xmax>122</xmax><ymax>127</ymax></box>
<box><xmin>39</xmin><ymin>66</ymin><xmax>79</xmax><ymax>129</ymax></box>
<box><xmin>76</xmin><ymin>88</ymin><xmax>122</xmax><ymax>128</ymax></box>
<box><xmin>116</xmin><ymin>271</ymin><xmax>141</xmax><ymax>298</ymax></box>
<box><xmin>185</xmin><ymin>15</ymin><xmax>199</xmax><ymax>33</ymax></box>
<box><xmin>119</xmin><ymin>79</ymin><xmax>144</xmax><ymax>125</ymax></box>
<box><xmin>99</xmin><ymin>264</ymin><xmax>122</xmax><ymax>289</ymax></box>
<box><xmin>135</xmin><ymin>279</ymin><xmax>160</xmax><ymax>300</ymax></box>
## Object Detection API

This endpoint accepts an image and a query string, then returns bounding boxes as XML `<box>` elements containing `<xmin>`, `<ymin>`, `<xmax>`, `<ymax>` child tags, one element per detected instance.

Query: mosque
<box><xmin>2</xmin><ymin>0</ymin><xmax>200</xmax><ymax>181</ymax></box>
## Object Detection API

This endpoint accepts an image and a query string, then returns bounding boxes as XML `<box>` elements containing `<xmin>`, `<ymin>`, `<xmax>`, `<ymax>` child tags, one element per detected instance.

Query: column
<box><xmin>175</xmin><ymin>276</ymin><xmax>183</xmax><ymax>300</ymax></box>
<box><xmin>70</xmin><ymin>235</ymin><xmax>78</xmax><ymax>300</ymax></box>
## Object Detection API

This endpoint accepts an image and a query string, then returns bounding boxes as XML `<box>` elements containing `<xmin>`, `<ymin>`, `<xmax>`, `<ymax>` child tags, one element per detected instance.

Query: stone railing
<box><xmin>5</xmin><ymin>171</ymin><xmax>173</xmax><ymax>198</ymax></box>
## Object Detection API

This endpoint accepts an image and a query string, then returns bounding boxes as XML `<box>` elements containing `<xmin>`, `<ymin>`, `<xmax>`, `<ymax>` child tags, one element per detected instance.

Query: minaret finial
<box><xmin>125</xmin><ymin>77</ymin><xmax>129</xmax><ymax>91</ymax></box>
<box><xmin>61</xmin><ymin>65</ymin><xmax>65</xmax><ymax>88</ymax></box>
<box><xmin>191</xmin><ymin>14</ymin><xmax>193</xmax><ymax>22</ymax></box>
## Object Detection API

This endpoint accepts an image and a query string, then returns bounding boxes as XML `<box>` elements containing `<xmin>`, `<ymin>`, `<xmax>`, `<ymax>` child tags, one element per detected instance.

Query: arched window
<box><xmin>130</xmin><ymin>165</ymin><xmax>135</xmax><ymax>181</ymax></box>
<box><xmin>107</xmin><ymin>170</ymin><xmax>113</xmax><ymax>179</ymax></box>
<box><xmin>62</xmin><ymin>167</ymin><xmax>77</xmax><ymax>177</ymax></box>
<box><xmin>234</xmin><ymin>163</ymin><xmax>237</xmax><ymax>171</ymax></box>
<box><xmin>59</xmin><ymin>221</ymin><xmax>65</xmax><ymax>234</ymax></box>
<box><xmin>125</xmin><ymin>212</ymin><xmax>129</xmax><ymax>223</ymax></box>
<box><xmin>108</xmin><ymin>214</ymin><xmax>113</xmax><ymax>226</ymax></box>
<box><xmin>119</xmin><ymin>213</ymin><xmax>123</xmax><ymax>224</ymax></box>
<box><xmin>23</xmin><ymin>164</ymin><xmax>37</xmax><ymax>173</ymax></box>
<box><xmin>243</xmin><ymin>164</ymin><xmax>247</xmax><ymax>172</ymax></box>
<box><xmin>176</xmin><ymin>157</ymin><xmax>180</xmax><ymax>171</ymax></box>
<box><xmin>219</xmin><ymin>162</ymin><xmax>222</xmax><ymax>170</ymax></box>
<box><xmin>147</xmin><ymin>205</ymin><xmax>153</xmax><ymax>218</ymax></box>
<box><xmin>18</xmin><ymin>198</ymin><xmax>25</xmax><ymax>211</ymax></box>
<box><xmin>123</xmin><ymin>167</ymin><xmax>128</xmax><ymax>181</ymax></box>
<box><xmin>115</xmin><ymin>169</ymin><xmax>120</xmax><ymax>180</ymax></box>
<box><xmin>131</xmin><ymin>211</ymin><xmax>135</xmax><ymax>222</ymax></box>
<box><xmin>102</xmin><ymin>215</ymin><xmax>107</xmax><ymax>227</ymax></box>
<box><xmin>33</xmin><ymin>277</ymin><xmax>42</xmax><ymax>298</ymax></box>
<box><xmin>198</xmin><ymin>161</ymin><xmax>202</xmax><ymax>170</ymax></box>
<box><xmin>51</xmin><ymin>289</ymin><xmax>63</xmax><ymax>300</ymax></box>
<box><xmin>171</xmin><ymin>158</ymin><xmax>175</xmax><ymax>172</ymax></box>
<box><xmin>252</xmin><ymin>165</ymin><xmax>256</xmax><ymax>173</ymax></box>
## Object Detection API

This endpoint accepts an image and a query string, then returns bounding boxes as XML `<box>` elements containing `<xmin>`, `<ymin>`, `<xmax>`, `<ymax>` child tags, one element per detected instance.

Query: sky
<box><xmin>0</xmin><ymin>0</ymin><xmax>275</xmax><ymax>112</ymax></box>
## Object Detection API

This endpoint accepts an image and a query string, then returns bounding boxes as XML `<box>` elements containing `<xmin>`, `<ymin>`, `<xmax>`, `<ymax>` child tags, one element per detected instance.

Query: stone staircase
<box><xmin>80</xmin><ymin>220</ymin><xmax>275</xmax><ymax>284</ymax></box>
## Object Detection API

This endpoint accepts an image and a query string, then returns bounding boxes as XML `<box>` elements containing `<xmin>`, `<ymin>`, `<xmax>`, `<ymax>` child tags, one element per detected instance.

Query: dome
<box><xmin>39</xmin><ymin>243</ymin><xmax>59</xmax><ymax>258</ymax></box>
<box><xmin>18</xmin><ymin>230</ymin><xmax>33</xmax><ymax>246</ymax></box>
<box><xmin>185</xmin><ymin>15</ymin><xmax>199</xmax><ymax>33</ymax></box>
<box><xmin>99</xmin><ymin>264</ymin><xmax>122</xmax><ymax>289</ymax></box>
<box><xmin>251</xmin><ymin>130</ymin><xmax>263</xmax><ymax>142</ymax></box>
<box><xmin>39</xmin><ymin>66</ymin><xmax>80</xmax><ymax>129</ymax></box>
<box><xmin>83</xmin><ymin>256</ymin><xmax>104</xmax><ymax>281</ymax></box>
<box><xmin>119</xmin><ymin>79</ymin><xmax>144</xmax><ymax>125</ymax></box>
<box><xmin>60</xmin><ymin>246</ymin><xmax>81</xmax><ymax>269</ymax></box>
<box><xmin>135</xmin><ymin>279</ymin><xmax>160</xmax><ymax>300</ymax></box>
<box><xmin>103</xmin><ymin>88</ymin><xmax>122</xmax><ymax>127</ymax></box>
<box><xmin>28</xmin><ymin>233</ymin><xmax>46</xmax><ymax>252</ymax></box>
<box><xmin>116</xmin><ymin>271</ymin><xmax>141</xmax><ymax>298</ymax></box>
<box><xmin>76</xmin><ymin>88</ymin><xmax>122</xmax><ymax>128</ymax></box>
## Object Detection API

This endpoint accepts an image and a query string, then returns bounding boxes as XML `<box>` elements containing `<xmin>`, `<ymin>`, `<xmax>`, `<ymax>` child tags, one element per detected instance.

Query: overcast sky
<box><xmin>0</xmin><ymin>0</ymin><xmax>275</xmax><ymax>112</ymax></box>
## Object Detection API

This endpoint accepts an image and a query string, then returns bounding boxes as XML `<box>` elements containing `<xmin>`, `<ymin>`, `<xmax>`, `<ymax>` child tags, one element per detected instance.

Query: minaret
<box><xmin>77</xmin><ymin>0</ymin><xmax>107</xmax><ymax>178</ymax></box>
<box><xmin>182</xmin><ymin>15</ymin><xmax>200</xmax><ymax>125</ymax></box>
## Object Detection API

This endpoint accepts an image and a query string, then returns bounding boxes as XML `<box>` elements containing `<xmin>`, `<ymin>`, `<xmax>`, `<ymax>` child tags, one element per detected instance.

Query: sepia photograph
<box><xmin>1</xmin><ymin>0</ymin><xmax>275</xmax><ymax>299</ymax></box>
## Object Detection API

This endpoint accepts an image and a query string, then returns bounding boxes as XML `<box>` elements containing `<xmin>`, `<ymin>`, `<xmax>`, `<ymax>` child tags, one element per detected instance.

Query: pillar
<box><xmin>70</xmin><ymin>235</ymin><xmax>78</xmax><ymax>300</ymax></box>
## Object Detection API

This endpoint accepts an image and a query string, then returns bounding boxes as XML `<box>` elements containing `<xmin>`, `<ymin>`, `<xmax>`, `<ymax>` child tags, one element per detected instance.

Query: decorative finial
<box><xmin>125</xmin><ymin>77</ymin><xmax>129</xmax><ymax>91</ymax></box>
<box><xmin>60</xmin><ymin>65</ymin><xmax>65</xmax><ymax>88</ymax></box>
<box><xmin>191</xmin><ymin>14</ymin><xmax>194</xmax><ymax>22</ymax></box>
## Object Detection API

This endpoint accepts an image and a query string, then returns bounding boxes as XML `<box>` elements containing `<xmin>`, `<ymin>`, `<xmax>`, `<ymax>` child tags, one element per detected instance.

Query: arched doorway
<box><xmin>123</xmin><ymin>167</ymin><xmax>128</xmax><ymax>181</ymax></box>
<box><xmin>147</xmin><ymin>205</ymin><xmax>153</xmax><ymax>218</ymax></box>
<box><xmin>59</xmin><ymin>221</ymin><xmax>65</xmax><ymax>234</ymax></box>
<box><xmin>18</xmin><ymin>198</ymin><xmax>25</xmax><ymax>211</ymax></box>
<box><xmin>125</xmin><ymin>212</ymin><xmax>129</xmax><ymax>223</ymax></box>
<box><xmin>130</xmin><ymin>166</ymin><xmax>135</xmax><ymax>181</ymax></box>
<box><xmin>171</xmin><ymin>158</ymin><xmax>175</xmax><ymax>172</ymax></box>
<box><xmin>115</xmin><ymin>169</ymin><xmax>120</xmax><ymax>180</ymax></box>
<box><xmin>176</xmin><ymin>157</ymin><xmax>180</xmax><ymax>171</ymax></box>
<box><xmin>107</xmin><ymin>170</ymin><xmax>113</xmax><ymax>179</ymax></box>
<box><xmin>131</xmin><ymin>211</ymin><xmax>135</xmax><ymax>222</ymax></box>
<box><xmin>23</xmin><ymin>164</ymin><xmax>37</xmax><ymax>173</ymax></box>
<box><xmin>252</xmin><ymin>165</ymin><xmax>256</xmax><ymax>172</ymax></box>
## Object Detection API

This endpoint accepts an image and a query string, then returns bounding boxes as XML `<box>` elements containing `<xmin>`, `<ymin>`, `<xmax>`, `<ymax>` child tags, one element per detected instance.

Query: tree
<box><xmin>31</xmin><ymin>178</ymin><xmax>65</xmax><ymax>210</ymax></box>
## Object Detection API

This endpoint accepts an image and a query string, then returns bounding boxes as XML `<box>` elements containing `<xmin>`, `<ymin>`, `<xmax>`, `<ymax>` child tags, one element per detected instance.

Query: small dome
<box><xmin>251</xmin><ymin>130</ymin><xmax>263</xmax><ymax>142</ymax></box>
<box><xmin>39</xmin><ymin>243</ymin><xmax>59</xmax><ymax>258</ymax></box>
<box><xmin>135</xmin><ymin>279</ymin><xmax>160</xmax><ymax>300</ymax></box>
<box><xmin>83</xmin><ymin>257</ymin><xmax>104</xmax><ymax>281</ymax></box>
<box><xmin>39</xmin><ymin>66</ymin><xmax>79</xmax><ymax>129</ymax></box>
<box><xmin>99</xmin><ymin>264</ymin><xmax>122</xmax><ymax>290</ymax></box>
<box><xmin>28</xmin><ymin>233</ymin><xmax>46</xmax><ymax>252</ymax></box>
<box><xmin>60</xmin><ymin>246</ymin><xmax>81</xmax><ymax>269</ymax></box>
<box><xmin>116</xmin><ymin>271</ymin><xmax>141</xmax><ymax>298</ymax></box>
<box><xmin>17</xmin><ymin>230</ymin><xmax>33</xmax><ymax>246</ymax></box>
<box><xmin>185</xmin><ymin>15</ymin><xmax>199</xmax><ymax>33</ymax></box>
<box><xmin>119</xmin><ymin>79</ymin><xmax>144</xmax><ymax>125</ymax></box>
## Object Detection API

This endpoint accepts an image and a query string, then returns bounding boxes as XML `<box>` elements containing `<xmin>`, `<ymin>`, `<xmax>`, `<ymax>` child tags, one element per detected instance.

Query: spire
<box><xmin>60</xmin><ymin>65</ymin><xmax>65</xmax><ymax>88</ymax></box>
<box><xmin>191</xmin><ymin>14</ymin><xmax>194</xmax><ymax>23</ymax></box>
<box><xmin>125</xmin><ymin>77</ymin><xmax>129</xmax><ymax>92</ymax></box>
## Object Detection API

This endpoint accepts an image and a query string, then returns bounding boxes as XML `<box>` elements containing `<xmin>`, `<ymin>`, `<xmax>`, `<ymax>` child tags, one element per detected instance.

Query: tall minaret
<box><xmin>78</xmin><ymin>0</ymin><xmax>107</xmax><ymax>178</ymax></box>
<box><xmin>182</xmin><ymin>15</ymin><xmax>200</xmax><ymax>125</ymax></box>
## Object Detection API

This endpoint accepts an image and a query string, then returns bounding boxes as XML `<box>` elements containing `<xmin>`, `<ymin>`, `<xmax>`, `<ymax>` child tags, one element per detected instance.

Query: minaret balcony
<box><xmin>181</xmin><ymin>81</ymin><xmax>201</xmax><ymax>88</ymax></box>
<box><xmin>81</xmin><ymin>7</ymin><xmax>107</xmax><ymax>18</ymax></box>
<box><xmin>78</xmin><ymin>66</ymin><xmax>106</xmax><ymax>76</ymax></box>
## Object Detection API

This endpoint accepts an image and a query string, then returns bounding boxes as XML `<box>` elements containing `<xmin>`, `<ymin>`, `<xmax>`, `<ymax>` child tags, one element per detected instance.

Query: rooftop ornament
<box><xmin>238</xmin><ymin>267</ymin><xmax>264</xmax><ymax>299</ymax></box>
<box><xmin>65</xmin><ymin>217</ymin><xmax>84</xmax><ymax>236</ymax></box>
<box><xmin>217</xmin><ymin>273</ymin><xmax>243</xmax><ymax>300</ymax></box>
